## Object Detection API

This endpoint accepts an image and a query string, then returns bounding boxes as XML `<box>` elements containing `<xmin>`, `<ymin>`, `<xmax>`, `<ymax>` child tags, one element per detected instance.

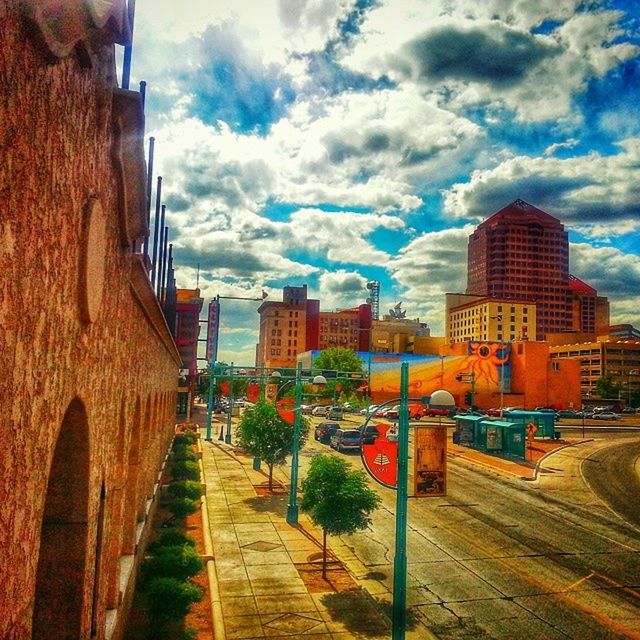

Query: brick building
<box><xmin>256</xmin><ymin>284</ymin><xmax>371</xmax><ymax>369</ymax></box>
<box><xmin>464</xmin><ymin>199</ymin><xmax>608</xmax><ymax>340</ymax></box>
<box><xmin>0</xmin><ymin>4</ymin><xmax>180</xmax><ymax>639</ymax></box>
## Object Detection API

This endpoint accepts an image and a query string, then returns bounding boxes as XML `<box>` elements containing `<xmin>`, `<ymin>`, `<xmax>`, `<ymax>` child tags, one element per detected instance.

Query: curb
<box><xmin>197</xmin><ymin>435</ymin><xmax>226</xmax><ymax>640</ymax></box>
<box><xmin>526</xmin><ymin>438</ymin><xmax>595</xmax><ymax>482</ymax></box>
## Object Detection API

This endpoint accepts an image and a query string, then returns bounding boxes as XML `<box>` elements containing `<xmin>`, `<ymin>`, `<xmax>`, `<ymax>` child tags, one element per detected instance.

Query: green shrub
<box><xmin>168</xmin><ymin>480</ymin><xmax>203</xmax><ymax>501</ymax></box>
<box><xmin>172</xmin><ymin>446</ymin><xmax>197</xmax><ymax>462</ymax></box>
<box><xmin>173</xmin><ymin>433</ymin><xmax>198</xmax><ymax>448</ymax></box>
<box><xmin>171</xmin><ymin>460</ymin><xmax>199</xmax><ymax>481</ymax></box>
<box><xmin>144</xmin><ymin>545</ymin><xmax>204</xmax><ymax>582</ymax></box>
<box><xmin>149</xmin><ymin>528</ymin><xmax>196</xmax><ymax>551</ymax></box>
<box><xmin>146</xmin><ymin>577</ymin><xmax>202</xmax><ymax>622</ymax></box>
<box><xmin>166</xmin><ymin>497</ymin><xmax>199</xmax><ymax>518</ymax></box>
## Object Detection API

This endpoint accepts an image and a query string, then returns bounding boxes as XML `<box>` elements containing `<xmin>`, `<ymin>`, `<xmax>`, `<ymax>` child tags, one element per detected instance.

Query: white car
<box><xmin>360</xmin><ymin>404</ymin><xmax>380</xmax><ymax>416</ymax></box>
<box><xmin>312</xmin><ymin>406</ymin><xmax>329</xmax><ymax>417</ymax></box>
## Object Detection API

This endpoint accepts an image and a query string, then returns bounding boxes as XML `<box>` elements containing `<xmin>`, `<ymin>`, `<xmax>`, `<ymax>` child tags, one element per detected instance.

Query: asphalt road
<box><xmin>298</xmin><ymin>421</ymin><xmax>640</xmax><ymax>640</ymax></box>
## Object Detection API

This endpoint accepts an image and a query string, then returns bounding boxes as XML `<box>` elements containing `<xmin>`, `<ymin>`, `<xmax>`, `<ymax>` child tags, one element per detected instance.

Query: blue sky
<box><xmin>128</xmin><ymin>0</ymin><xmax>640</xmax><ymax>364</ymax></box>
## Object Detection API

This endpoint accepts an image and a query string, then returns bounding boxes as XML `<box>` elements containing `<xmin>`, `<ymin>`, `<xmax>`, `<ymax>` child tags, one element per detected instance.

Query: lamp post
<box><xmin>272</xmin><ymin>365</ymin><xmax>327</xmax><ymax>525</ymax></box>
<box><xmin>490</xmin><ymin>315</ymin><xmax>505</xmax><ymax>418</ymax></box>
<box><xmin>392</xmin><ymin>362</ymin><xmax>410</xmax><ymax>640</ymax></box>
<box><xmin>205</xmin><ymin>360</ymin><xmax>216</xmax><ymax>441</ymax></box>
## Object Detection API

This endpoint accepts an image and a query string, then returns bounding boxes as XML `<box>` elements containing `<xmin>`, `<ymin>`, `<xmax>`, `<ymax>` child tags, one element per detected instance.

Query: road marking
<box><xmin>563</xmin><ymin>571</ymin><xmax>595</xmax><ymax>592</ymax></box>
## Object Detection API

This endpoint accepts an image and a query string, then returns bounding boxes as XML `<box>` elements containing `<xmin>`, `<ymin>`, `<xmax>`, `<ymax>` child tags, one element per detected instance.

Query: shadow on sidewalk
<box><xmin>320</xmin><ymin>590</ymin><xmax>419</xmax><ymax>636</ymax></box>
<box><xmin>244</xmin><ymin>494</ymin><xmax>288</xmax><ymax>516</ymax></box>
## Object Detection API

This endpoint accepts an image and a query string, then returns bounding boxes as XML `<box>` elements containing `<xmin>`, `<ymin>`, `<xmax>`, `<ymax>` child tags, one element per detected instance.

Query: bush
<box><xmin>172</xmin><ymin>446</ymin><xmax>197</xmax><ymax>462</ymax></box>
<box><xmin>168</xmin><ymin>480</ymin><xmax>203</xmax><ymax>501</ymax></box>
<box><xmin>166</xmin><ymin>497</ymin><xmax>199</xmax><ymax>519</ymax></box>
<box><xmin>146</xmin><ymin>577</ymin><xmax>202</xmax><ymax>622</ymax></box>
<box><xmin>144</xmin><ymin>545</ymin><xmax>204</xmax><ymax>582</ymax></box>
<box><xmin>171</xmin><ymin>460</ymin><xmax>199</xmax><ymax>481</ymax></box>
<box><xmin>173</xmin><ymin>433</ymin><xmax>198</xmax><ymax>448</ymax></box>
<box><xmin>149</xmin><ymin>528</ymin><xmax>196</xmax><ymax>552</ymax></box>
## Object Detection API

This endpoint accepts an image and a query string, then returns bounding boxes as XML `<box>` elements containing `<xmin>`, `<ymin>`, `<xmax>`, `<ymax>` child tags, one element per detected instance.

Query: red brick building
<box><xmin>465</xmin><ymin>199</ymin><xmax>608</xmax><ymax>340</ymax></box>
<box><xmin>256</xmin><ymin>285</ymin><xmax>371</xmax><ymax>369</ymax></box>
<box><xmin>0</xmin><ymin>4</ymin><xmax>180</xmax><ymax>638</ymax></box>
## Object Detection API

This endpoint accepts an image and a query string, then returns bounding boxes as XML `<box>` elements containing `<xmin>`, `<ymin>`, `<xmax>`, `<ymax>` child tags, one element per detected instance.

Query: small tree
<box><xmin>596</xmin><ymin>372</ymin><xmax>624</xmax><ymax>399</ymax></box>
<box><xmin>300</xmin><ymin>455</ymin><xmax>380</xmax><ymax>579</ymax></box>
<box><xmin>314</xmin><ymin>348</ymin><xmax>366</xmax><ymax>399</ymax></box>
<box><xmin>236</xmin><ymin>400</ymin><xmax>309</xmax><ymax>490</ymax></box>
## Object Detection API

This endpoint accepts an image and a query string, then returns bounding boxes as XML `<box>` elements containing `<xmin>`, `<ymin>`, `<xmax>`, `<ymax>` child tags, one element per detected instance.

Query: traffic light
<box><xmin>464</xmin><ymin>391</ymin><xmax>472</xmax><ymax>405</ymax></box>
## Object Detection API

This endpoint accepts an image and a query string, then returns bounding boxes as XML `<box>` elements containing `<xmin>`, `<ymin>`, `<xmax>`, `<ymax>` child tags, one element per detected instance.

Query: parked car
<box><xmin>374</xmin><ymin>407</ymin><xmax>394</xmax><ymax>418</ymax></box>
<box><xmin>360</xmin><ymin>404</ymin><xmax>380</xmax><ymax>416</ymax></box>
<box><xmin>314</xmin><ymin>421</ymin><xmax>341</xmax><ymax>443</ymax></box>
<box><xmin>330</xmin><ymin>429</ymin><xmax>362</xmax><ymax>452</ymax></box>
<box><xmin>556</xmin><ymin>410</ymin><xmax>583</xmax><ymax>419</ymax></box>
<box><xmin>312</xmin><ymin>405</ymin><xmax>330</xmax><ymax>417</ymax></box>
<box><xmin>593</xmin><ymin>412</ymin><xmax>619</xmax><ymax>421</ymax></box>
<box><xmin>385</xmin><ymin>405</ymin><xmax>401</xmax><ymax>419</ymax></box>
<box><xmin>424</xmin><ymin>407</ymin><xmax>451</xmax><ymax>417</ymax></box>
<box><xmin>301</xmin><ymin>404</ymin><xmax>315</xmax><ymax>415</ymax></box>
<box><xmin>359</xmin><ymin>423</ymin><xmax>381</xmax><ymax>445</ymax></box>
<box><xmin>327</xmin><ymin>405</ymin><xmax>347</xmax><ymax>420</ymax></box>
<box><xmin>621</xmin><ymin>406</ymin><xmax>636</xmax><ymax>414</ymax></box>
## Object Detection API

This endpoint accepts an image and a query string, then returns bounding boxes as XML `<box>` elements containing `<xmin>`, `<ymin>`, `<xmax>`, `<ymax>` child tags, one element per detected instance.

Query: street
<box><xmin>293</xmin><ymin>419</ymin><xmax>640</xmax><ymax>639</ymax></box>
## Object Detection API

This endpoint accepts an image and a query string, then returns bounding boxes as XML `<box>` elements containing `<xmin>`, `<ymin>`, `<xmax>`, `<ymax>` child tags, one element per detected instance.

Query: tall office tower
<box><xmin>466</xmin><ymin>199</ymin><xmax>572</xmax><ymax>340</ymax></box>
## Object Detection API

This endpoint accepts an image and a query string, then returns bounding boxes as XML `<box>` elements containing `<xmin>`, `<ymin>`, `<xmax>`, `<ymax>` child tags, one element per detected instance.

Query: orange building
<box><xmin>367</xmin><ymin>341</ymin><xmax>580</xmax><ymax>410</ymax></box>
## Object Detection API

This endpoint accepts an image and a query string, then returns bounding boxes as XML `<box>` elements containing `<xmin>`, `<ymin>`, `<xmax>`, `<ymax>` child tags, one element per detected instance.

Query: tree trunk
<box><xmin>322</xmin><ymin>528</ymin><xmax>327</xmax><ymax>580</ymax></box>
<box><xmin>268</xmin><ymin>463</ymin><xmax>273</xmax><ymax>491</ymax></box>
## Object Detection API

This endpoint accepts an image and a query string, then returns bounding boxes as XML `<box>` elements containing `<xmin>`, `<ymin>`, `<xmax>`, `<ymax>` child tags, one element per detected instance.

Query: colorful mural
<box><xmin>307</xmin><ymin>344</ymin><xmax>510</xmax><ymax>404</ymax></box>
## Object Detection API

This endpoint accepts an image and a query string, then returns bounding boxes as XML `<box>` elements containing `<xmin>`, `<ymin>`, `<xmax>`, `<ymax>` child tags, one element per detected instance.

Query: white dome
<box><xmin>429</xmin><ymin>389</ymin><xmax>455</xmax><ymax>407</ymax></box>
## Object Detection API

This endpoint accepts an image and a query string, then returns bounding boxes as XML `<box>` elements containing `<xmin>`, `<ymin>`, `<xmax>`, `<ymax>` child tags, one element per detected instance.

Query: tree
<box><xmin>235</xmin><ymin>400</ymin><xmax>309</xmax><ymax>490</ymax></box>
<box><xmin>300</xmin><ymin>455</ymin><xmax>381</xmax><ymax>579</ymax></box>
<box><xmin>595</xmin><ymin>372</ymin><xmax>624</xmax><ymax>399</ymax></box>
<box><xmin>313</xmin><ymin>347</ymin><xmax>366</xmax><ymax>400</ymax></box>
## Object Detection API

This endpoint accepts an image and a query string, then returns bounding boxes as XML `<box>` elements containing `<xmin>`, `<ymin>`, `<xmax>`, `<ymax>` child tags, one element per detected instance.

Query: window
<box><xmin>552</xmin><ymin>362</ymin><xmax>560</xmax><ymax>371</ymax></box>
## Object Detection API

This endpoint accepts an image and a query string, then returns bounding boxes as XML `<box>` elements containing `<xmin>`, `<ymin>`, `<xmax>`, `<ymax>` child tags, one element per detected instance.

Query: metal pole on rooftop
<box><xmin>158</xmin><ymin>225</ymin><xmax>168</xmax><ymax>301</ymax></box>
<box><xmin>121</xmin><ymin>0</ymin><xmax>137</xmax><ymax>89</ymax></box>
<box><xmin>143</xmin><ymin>136</ymin><xmax>154</xmax><ymax>259</ymax></box>
<box><xmin>152</xmin><ymin>192</ymin><xmax>163</xmax><ymax>288</ymax></box>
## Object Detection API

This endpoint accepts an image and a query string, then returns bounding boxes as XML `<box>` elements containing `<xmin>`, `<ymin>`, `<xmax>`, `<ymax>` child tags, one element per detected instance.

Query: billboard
<box><xmin>205</xmin><ymin>298</ymin><xmax>220</xmax><ymax>363</ymax></box>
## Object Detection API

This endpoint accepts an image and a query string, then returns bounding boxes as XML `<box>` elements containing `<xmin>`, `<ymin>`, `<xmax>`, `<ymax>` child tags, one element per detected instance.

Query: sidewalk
<box><xmin>448</xmin><ymin>437</ymin><xmax>589</xmax><ymax>480</ymax></box>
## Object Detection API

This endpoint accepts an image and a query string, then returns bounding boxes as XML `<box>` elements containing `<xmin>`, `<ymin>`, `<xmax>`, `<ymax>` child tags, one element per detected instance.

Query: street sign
<box><xmin>413</xmin><ymin>426</ymin><xmax>447</xmax><ymax>497</ymax></box>
<box><xmin>361</xmin><ymin>423</ymin><xmax>398</xmax><ymax>489</ymax></box>
<box><xmin>276</xmin><ymin>397</ymin><xmax>295</xmax><ymax>425</ymax></box>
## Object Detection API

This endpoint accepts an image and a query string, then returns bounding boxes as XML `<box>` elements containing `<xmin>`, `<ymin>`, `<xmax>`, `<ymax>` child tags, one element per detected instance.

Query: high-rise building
<box><xmin>464</xmin><ymin>199</ymin><xmax>608</xmax><ymax>340</ymax></box>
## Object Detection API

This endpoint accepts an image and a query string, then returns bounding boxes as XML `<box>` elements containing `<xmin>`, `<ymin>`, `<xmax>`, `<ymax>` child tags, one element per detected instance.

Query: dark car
<box><xmin>358</xmin><ymin>423</ymin><xmax>381</xmax><ymax>445</ymax></box>
<box><xmin>314</xmin><ymin>422</ymin><xmax>340</xmax><ymax>444</ymax></box>
<box><xmin>330</xmin><ymin>429</ymin><xmax>362</xmax><ymax>452</ymax></box>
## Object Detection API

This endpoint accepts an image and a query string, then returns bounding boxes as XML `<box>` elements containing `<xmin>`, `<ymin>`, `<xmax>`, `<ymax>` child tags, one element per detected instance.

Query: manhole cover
<box><xmin>242</xmin><ymin>540</ymin><xmax>282</xmax><ymax>552</ymax></box>
<box><xmin>264</xmin><ymin>613</ymin><xmax>322</xmax><ymax>634</ymax></box>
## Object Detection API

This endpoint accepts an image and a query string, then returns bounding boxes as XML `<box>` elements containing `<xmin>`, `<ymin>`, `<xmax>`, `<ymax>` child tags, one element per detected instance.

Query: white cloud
<box><xmin>442</xmin><ymin>138</ymin><xmax>640</xmax><ymax>234</ymax></box>
<box><xmin>340</xmin><ymin>2</ymin><xmax>638</xmax><ymax>122</ymax></box>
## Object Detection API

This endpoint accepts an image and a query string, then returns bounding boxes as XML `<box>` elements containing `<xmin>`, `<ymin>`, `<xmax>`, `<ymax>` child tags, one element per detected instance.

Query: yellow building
<box><xmin>446</xmin><ymin>294</ymin><xmax>537</xmax><ymax>343</ymax></box>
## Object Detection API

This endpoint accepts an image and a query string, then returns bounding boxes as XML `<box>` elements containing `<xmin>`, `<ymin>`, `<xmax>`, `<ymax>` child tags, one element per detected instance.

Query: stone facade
<box><xmin>0</xmin><ymin>3</ymin><xmax>181</xmax><ymax>638</ymax></box>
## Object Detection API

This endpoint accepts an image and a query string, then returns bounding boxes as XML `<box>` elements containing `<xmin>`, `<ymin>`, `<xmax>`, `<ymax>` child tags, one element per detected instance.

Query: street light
<box><xmin>271</xmin><ymin>365</ymin><xmax>327</xmax><ymax>525</ymax></box>
<box><xmin>490</xmin><ymin>315</ymin><xmax>505</xmax><ymax>418</ymax></box>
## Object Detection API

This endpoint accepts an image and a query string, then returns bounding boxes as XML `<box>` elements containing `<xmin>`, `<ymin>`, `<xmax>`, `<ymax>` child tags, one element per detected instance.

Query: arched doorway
<box><xmin>32</xmin><ymin>398</ymin><xmax>90</xmax><ymax>639</ymax></box>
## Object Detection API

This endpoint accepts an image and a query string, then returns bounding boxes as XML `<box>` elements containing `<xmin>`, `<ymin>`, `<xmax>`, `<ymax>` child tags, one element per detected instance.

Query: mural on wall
<box><xmin>309</xmin><ymin>343</ymin><xmax>511</xmax><ymax>403</ymax></box>
<box><xmin>460</xmin><ymin>342</ymin><xmax>512</xmax><ymax>394</ymax></box>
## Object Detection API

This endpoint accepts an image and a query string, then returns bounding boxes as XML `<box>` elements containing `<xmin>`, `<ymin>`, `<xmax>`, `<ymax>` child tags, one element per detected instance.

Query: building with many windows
<box><xmin>549</xmin><ymin>338</ymin><xmax>640</xmax><ymax>401</ymax></box>
<box><xmin>256</xmin><ymin>285</ymin><xmax>372</xmax><ymax>369</ymax></box>
<box><xmin>457</xmin><ymin>199</ymin><xmax>608</xmax><ymax>341</ymax></box>
<box><xmin>445</xmin><ymin>294</ymin><xmax>536</xmax><ymax>343</ymax></box>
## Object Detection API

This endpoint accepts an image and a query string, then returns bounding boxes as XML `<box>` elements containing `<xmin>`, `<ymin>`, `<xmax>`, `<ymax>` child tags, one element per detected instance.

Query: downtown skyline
<box><xmin>126</xmin><ymin>0</ymin><xmax>640</xmax><ymax>363</ymax></box>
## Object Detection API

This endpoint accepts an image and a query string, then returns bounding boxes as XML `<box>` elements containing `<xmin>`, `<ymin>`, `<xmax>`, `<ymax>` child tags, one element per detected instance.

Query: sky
<box><xmin>126</xmin><ymin>0</ymin><xmax>640</xmax><ymax>365</ymax></box>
